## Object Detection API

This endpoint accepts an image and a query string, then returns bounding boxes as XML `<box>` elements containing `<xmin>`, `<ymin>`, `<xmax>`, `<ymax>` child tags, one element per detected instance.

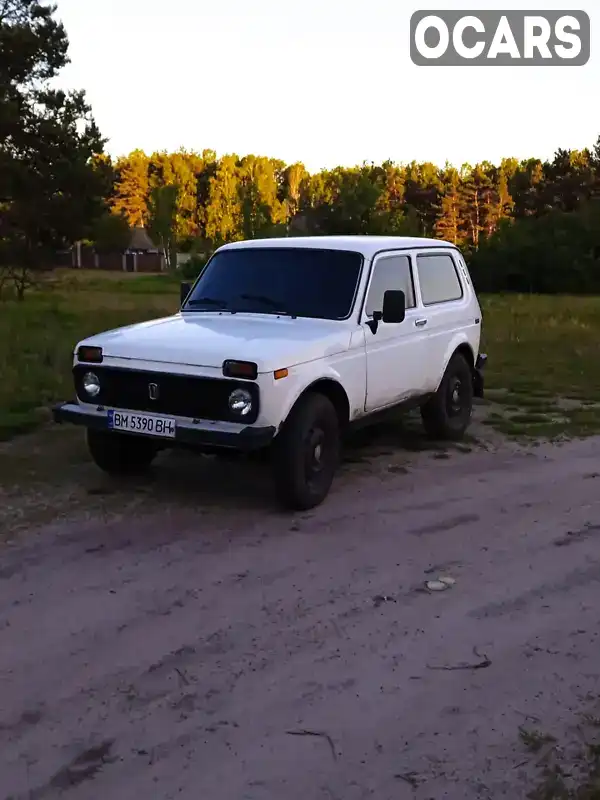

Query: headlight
<box><xmin>228</xmin><ymin>388</ymin><xmax>253</xmax><ymax>417</ymax></box>
<box><xmin>82</xmin><ymin>371</ymin><xmax>101</xmax><ymax>398</ymax></box>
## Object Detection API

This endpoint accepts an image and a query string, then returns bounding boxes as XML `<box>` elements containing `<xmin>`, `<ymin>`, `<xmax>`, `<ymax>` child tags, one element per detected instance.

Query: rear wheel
<box><xmin>87</xmin><ymin>429</ymin><xmax>158</xmax><ymax>476</ymax></box>
<box><xmin>271</xmin><ymin>393</ymin><xmax>340</xmax><ymax>511</ymax></box>
<box><xmin>420</xmin><ymin>353</ymin><xmax>473</xmax><ymax>441</ymax></box>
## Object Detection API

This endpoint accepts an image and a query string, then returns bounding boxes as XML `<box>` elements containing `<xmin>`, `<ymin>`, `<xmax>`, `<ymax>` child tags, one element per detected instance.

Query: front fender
<box><xmin>258</xmin><ymin>335</ymin><xmax>366</xmax><ymax>432</ymax></box>
<box><xmin>278</xmin><ymin>366</ymin><xmax>348</xmax><ymax>428</ymax></box>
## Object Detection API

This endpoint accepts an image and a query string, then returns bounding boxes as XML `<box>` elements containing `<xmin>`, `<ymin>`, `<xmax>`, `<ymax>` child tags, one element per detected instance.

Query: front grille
<box><xmin>73</xmin><ymin>365</ymin><xmax>260</xmax><ymax>424</ymax></box>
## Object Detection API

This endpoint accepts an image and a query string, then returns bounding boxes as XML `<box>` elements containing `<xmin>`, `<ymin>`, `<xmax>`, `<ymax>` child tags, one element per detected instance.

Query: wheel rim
<box><xmin>447</xmin><ymin>376</ymin><xmax>468</xmax><ymax>418</ymax></box>
<box><xmin>303</xmin><ymin>425</ymin><xmax>329</xmax><ymax>490</ymax></box>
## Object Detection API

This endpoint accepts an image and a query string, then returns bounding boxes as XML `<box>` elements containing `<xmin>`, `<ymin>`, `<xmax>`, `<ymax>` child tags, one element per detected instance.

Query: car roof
<box><xmin>217</xmin><ymin>235</ymin><xmax>458</xmax><ymax>259</ymax></box>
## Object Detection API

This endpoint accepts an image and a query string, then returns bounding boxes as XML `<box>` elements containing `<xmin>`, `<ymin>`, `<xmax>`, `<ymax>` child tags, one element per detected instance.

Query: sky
<box><xmin>54</xmin><ymin>0</ymin><xmax>599</xmax><ymax>172</ymax></box>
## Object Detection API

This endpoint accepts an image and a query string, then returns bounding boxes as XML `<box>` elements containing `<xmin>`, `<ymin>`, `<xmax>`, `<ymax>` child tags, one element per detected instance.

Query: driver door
<box><xmin>362</xmin><ymin>252</ymin><xmax>429</xmax><ymax>412</ymax></box>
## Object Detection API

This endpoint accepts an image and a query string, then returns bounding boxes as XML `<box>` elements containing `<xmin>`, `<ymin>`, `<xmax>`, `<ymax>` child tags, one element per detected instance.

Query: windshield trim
<box><xmin>181</xmin><ymin>246</ymin><xmax>366</xmax><ymax>321</ymax></box>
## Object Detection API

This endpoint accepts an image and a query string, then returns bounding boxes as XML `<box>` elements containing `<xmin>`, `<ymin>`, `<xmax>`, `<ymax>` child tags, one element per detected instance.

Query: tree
<box><xmin>203</xmin><ymin>155</ymin><xmax>243</xmax><ymax>246</ymax></box>
<box><xmin>43</xmin><ymin>129</ymin><xmax>600</xmax><ymax>294</ymax></box>
<box><xmin>470</xmin><ymin>200</ymin><xmax>600</xmax><ymax>294</ymax></box>
<box><xmin>147</xmin><ymin>149</ymin><xmax>206</xmax><ymax>244</ymax></box>
<box><xmin>402</xmin><ymin>161</ymin><xmax>442</xmax><ymax>235</ymax></box>
<box><xmin>0</xmin><ymin>0</ymin><xmax>108</xmax><ymax>298</ymax></box>
<box><xmin>511</xmin><ymin>158</ymin><xmax>545</xmax><ymax>219</ymax></box>
<box><xmin>110</xmin><ymin>150</ymin><xmax>150</xmax><ymax>228</ymax></box>
<box><xmin>148</xmin><ymin>184</ymin><xmax>178</xmax><ymax>269</ymax></box>
<box><xmin>435</xmin><ymin>165</ymin><xmax>461</xmax><ymax>244</ymax></box>
<box><xmin>458</xmin><ymin>163</ymin><xmax>497</xmax><ymax>251</ymax></box>
<box><xmin>92</xmin><ymin>210</ymin><xmax>131</xmax><ymax>253</ymax></box>
<box><xmin>538</xmin><ymin>148</ymin><xmax>595</xmax><ymax>214</ymax></box>
<box><xmin>281</xmin><ymin>162</ymin><xmax>309</xmax><ymax>221</ymax></box>
<box><xmin>238</xmin><ymin>155</ymin><xmax>288</xmax><ymax>239</ymax></box>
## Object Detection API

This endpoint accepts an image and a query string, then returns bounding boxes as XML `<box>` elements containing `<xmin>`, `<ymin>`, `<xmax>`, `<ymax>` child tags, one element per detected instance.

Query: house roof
<box><xmin>127</xmin><ymin>226</ymin><xmax>159</xmax><ymax>252</ymax></box>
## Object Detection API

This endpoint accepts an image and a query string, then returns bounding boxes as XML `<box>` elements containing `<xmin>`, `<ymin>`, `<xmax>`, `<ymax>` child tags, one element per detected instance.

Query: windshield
<box><xmin>183</xmin><ymin>247</ymin><xmax>363</xmax><ymax>320</ymax></box>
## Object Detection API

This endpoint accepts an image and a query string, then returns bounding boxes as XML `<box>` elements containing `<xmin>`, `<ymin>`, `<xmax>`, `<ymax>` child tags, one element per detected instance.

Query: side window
<box><xmin>365</xmin><ymin>255</ymin><xmax>415</xmax><ymax>317</ymax></box>
<box><xmin>416</xmin><ymin>253</ymin><xmax>463</xmax><ymax>305</ymax></box>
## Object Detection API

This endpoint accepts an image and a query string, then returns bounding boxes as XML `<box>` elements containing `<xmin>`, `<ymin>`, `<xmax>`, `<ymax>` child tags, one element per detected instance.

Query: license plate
<box><xmin>107</xmin><ymin>410</ymin><xmax>176</xmax><ymax>439</ymax></box>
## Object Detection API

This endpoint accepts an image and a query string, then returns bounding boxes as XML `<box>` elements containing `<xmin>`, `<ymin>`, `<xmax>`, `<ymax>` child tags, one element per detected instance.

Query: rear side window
<box><xmin>365</xmin><ymin>254</ymin><xmax>415</xmax><ymax>317</ymax></box>
<box><xmin>416</xmin><ymin>253</ymin><xmax>463</xmax><ymax>305</ymax></box>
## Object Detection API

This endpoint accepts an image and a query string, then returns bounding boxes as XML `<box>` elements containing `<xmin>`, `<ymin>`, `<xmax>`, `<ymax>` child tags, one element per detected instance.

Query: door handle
<box><xmin>414</xmin><ymin>318</ymin><xmax>428</xmax><ymax>328</ymax></box>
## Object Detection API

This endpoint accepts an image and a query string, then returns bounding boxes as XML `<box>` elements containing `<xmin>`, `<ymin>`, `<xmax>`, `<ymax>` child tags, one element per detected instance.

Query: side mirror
<box><xmin>180</xmin><ymin>282</ymin><xmax>191</xmax><ymax>306</ymax></box>
<box><xmin>382</xmin><ymin>289</ymin><xmax>406</xmax><ymax>323</ymax></box>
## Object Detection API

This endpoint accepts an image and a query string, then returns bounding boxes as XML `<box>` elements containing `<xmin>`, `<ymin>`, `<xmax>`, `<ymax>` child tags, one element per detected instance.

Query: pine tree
<box><xmin>458</xmin><ymin>163</ymin><xmax>497</xmax><ymax>250</ymax></box>
<box><xmin>434</xmin><ymin>165</ymin><xmax>461</xmax><ymax>244</ymax></box>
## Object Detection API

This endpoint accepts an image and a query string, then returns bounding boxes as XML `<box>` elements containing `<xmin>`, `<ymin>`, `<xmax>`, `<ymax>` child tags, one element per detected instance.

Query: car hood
<box><xmin>78</xmin><ymin>312</ymin><xmax>353</xmax><ymax>372</ymax></box>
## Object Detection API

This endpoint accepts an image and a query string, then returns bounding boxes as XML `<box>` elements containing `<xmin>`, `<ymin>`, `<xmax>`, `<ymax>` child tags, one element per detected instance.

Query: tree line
<box><xmin>104</xmin><ymin>143</ymin><xmax>600</xmax><ymax>293</ymax></box>
<box><xmin>108</xmin><ymin>146</ymin><xmax>600</xmax><ymax>251</ymax></box>
<box><xmin>2</xmin><ymin>1</ymin><xmax>600</xmax><ymax>298</ymax></box>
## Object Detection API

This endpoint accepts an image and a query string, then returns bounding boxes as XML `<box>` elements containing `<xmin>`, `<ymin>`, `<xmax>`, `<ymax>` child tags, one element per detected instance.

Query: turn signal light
<box><xmin>222</xmin><ymin>360</ymin><xmax>258</xmax><ymax>380</ymax></box>
<box><xmin>77</xmin><ymin>346</ymin><xmax>103</xmax><ymax>363</ymax></box>
<box><xmin>274</xmin><ymin>368</ymin><xmax>289</xmax><ymax>380</ymax></box>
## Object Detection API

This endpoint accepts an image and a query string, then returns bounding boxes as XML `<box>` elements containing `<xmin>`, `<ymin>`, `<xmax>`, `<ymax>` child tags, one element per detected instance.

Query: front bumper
<box><xmin>52</xmin><ymin>402</ymin><xmax>276</xmax><ymax>452</ymax></box>
<box><xmin>473</xmin><ymin>353</ymin><xmax>487</xmax><ymax>398</ymax></box>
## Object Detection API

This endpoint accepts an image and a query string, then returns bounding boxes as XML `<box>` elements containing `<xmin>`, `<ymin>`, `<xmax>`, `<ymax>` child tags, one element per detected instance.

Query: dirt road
<box><xmin>2</xmin><ymin>433</ymin><xmax>600</xmax><ymax>800</ymax></box>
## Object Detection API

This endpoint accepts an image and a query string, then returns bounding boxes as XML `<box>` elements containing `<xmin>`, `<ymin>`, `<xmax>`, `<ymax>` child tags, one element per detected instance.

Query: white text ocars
<box><xmin>53</xmin><ymin>236</ymin><xmax>486</xmax><ymax>510</ymax></box>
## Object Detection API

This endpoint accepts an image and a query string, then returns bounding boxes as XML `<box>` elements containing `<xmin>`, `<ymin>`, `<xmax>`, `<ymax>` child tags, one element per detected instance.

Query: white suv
<box><xmin>53</xmin><ymin>236</ymin><xmax>486</xmax><ymax>510</ymax></box>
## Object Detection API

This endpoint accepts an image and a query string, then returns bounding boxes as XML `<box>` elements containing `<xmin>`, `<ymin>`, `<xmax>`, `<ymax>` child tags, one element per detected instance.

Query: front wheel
<box><xmin>271</xmin><ymin>393</ymin><xmax>340</xmax><ymax>511</ymax></box>
<box><xmin>420</xmin><ymin>353</ymin><xmax>473</xmax><ymax>441</ymax></box>
<box><xmin>87</xmin><ymin>429</ymin><xmax>158</xmax><ymax>476</ymax></box>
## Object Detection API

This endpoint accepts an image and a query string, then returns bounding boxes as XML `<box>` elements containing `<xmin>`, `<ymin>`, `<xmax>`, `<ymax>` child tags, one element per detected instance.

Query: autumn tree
<box><xmin>238</xmin><ymin>155</ymin><xmax>288</xmax><ymax>239</ymax></box>
<box><xmin>147</xmin><ymin>149</ymin><xmax>207</xmax><ymax>245</ymax></box>
<box><xmin>193</xmin><ymin>150</ymin><xmax>217</xmax><ymax>246</ymax></box>
<box><xmin>281</xmin><ymin>162</ymin><xmax>309</xmax><ymax>222</ymax></box>
<box><xmin>110</xmin><ymin>150</ymin><xmax>150</xmax><ymax>228</ymax></box>
<box><xmin>203</xmin><ymin>154</ymin><xmax>243</xmax><ymax>246</ymax></box>
<box><xmin>91</xmin><ymin>131</ymin><xmax>600</xmax><ymax>295</ymax></box>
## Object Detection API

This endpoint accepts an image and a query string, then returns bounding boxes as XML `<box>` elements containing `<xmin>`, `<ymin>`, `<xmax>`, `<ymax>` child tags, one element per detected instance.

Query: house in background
<box><xmin>70</xmin><ymin>226</ymin><xmax>166</xmax><ymax>272</ymax></box>
<box><xmin>124</xmin><ymin>226</ymin><xmax>165</xmax><ymax>272</ymax></box>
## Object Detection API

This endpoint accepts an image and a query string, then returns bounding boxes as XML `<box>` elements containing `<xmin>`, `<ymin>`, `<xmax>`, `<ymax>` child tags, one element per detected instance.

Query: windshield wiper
<box><xmin>238</xmin><ymin>294</ymin><xmax>296</xmax><ymax>317</ymax></box>
<box><xmin>186</xmin><ymin>296</ymin><xmax>229</xmax><ymax>309</ymax></box>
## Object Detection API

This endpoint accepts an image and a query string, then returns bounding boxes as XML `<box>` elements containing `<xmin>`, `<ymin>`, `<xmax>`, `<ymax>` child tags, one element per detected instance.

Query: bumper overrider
<box><xmin>51</xmin><ymin>402</ymin><xmax>276</xmax><ymax>452</ymax></box>
<box><xmin>473</xmin><ymin>353</ymin><xmax>487</xmax><ymax>398</ymax></box>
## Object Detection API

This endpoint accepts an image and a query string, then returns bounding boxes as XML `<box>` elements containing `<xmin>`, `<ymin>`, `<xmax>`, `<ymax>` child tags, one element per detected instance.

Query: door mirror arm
<box><xmin>366</xmin><ymin>310</ymin><xmax>382</xmax><ymax>335</ymax></box>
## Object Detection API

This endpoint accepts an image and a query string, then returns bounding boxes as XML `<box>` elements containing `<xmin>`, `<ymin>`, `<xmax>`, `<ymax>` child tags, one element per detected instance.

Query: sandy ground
<box><xmin>2</xmin><ymin>426</ymin><xmax>600</xmax><ymax>800</ymax></box>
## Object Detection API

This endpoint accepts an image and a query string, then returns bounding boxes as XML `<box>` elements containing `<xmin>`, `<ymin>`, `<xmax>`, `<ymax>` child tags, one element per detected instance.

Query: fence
<box><xmin>67</xmin><ymin>245</ymin><xmax>166</xmax><ymax>272</ymax></box>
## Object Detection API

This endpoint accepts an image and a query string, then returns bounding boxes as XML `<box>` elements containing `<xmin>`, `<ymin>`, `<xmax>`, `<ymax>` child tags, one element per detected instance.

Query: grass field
<box><xmin>1</xmin><ymin>270</ymin><xmax>600</xmax><ymax>442</ymax></box>
<box><xmin>0</xmin><ymin>270</ymin><xmax>180</xmax><ymax>440</ymax></box>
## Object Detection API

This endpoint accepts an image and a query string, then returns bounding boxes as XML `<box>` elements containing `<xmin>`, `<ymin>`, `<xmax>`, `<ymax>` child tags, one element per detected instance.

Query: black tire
<box><xmin>420</xmin><ymin>353</ymin><xmax>473</xmax><ymax>441</ymax></box>
<box><xmin>87</xmin><ymin>429</ymin><xmax>158</xmax><ymax>476</ymax></box>
<box><xmin>271</xmin><ymin>392</ymin><xmax>340</xmax><ymax>511</ymax></box>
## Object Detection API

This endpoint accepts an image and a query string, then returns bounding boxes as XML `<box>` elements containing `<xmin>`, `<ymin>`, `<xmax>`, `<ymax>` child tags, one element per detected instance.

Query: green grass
<box><xmin>0</xmin><ymin>270</ymin><xmax>179</xmax><ymax>440</ymax></box>
<box><xmin>2</xmin><ymin>280</ymin><xmax>600</xmax><ymax>442</ymax></box>
<box><xmin>480</xmin><ymin>294</ymin><xmax>600</xmax><ymax>439</ymax></box>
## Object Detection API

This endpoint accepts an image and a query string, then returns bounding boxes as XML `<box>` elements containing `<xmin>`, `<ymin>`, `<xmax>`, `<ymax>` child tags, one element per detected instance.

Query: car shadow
<box><xmin>86</xmin><ymin>412</ymin><xmax>451</xmax><ymax>513</ymax></box>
